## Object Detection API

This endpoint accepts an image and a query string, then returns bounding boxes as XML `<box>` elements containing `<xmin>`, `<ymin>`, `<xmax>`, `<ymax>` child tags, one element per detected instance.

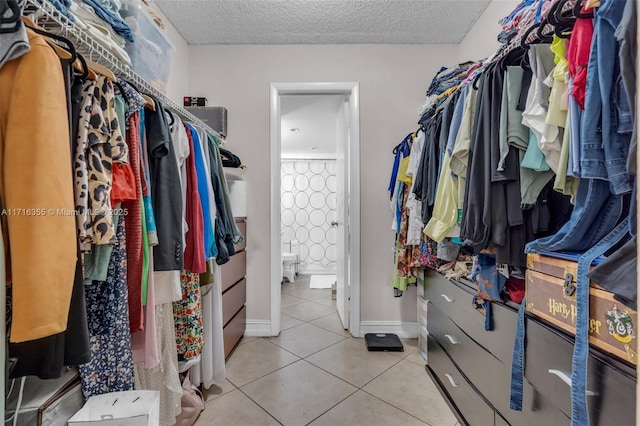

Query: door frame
<box><xmin>269</xmin><ymin>82</ymin><xmax>361</xmax><ymax>337</ymax></box>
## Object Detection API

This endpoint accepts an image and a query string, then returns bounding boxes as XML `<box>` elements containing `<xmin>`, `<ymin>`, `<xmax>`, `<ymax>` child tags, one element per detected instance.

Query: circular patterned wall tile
<box><xmin>310</xmin><ymin>210</ymin><xmax>326</xmax><ymax>227</ymax></box>
<box><xmin>282</xmin><ymin>227</ymin><xmax>295</xmax><ymax>242</ymax></box>
<box><xmin>295</xmin><ymin>162</ymin><xmax>309</xmax><ymax>173</ymax></box>
<box><xmin>327</xmin><ymin>210</ymin><xmax>337</xmax><ymax>224</ymax></box>
<box><xmin>282</xmin><ymin>209</ymin><xmax>295</xmax><ymax>226</ymax></box>
<box><xmin>295</xmin><ymin>227</ymin><xmax>309</xmax><ymax>242</ymax></box>
<box><xmin>282</xmin><ymin>175</ymin><xmax>294</xmax><ymax>191</ymax></box>
<box><xmin>310</xmin><ymin>192</ymin><xmax>326</xmax><ymax>209</ymax></box>
<box><xmin>282</xmin><ymin>193</ymin><xmax>295</xmax><ymax>209</ymax></box>
<box><xmin>295</xmin><ymin>192</ymin><xmax>309</xmax><ymax>209</ymax></box>
<box><xmin>310</xmin><ymin>227</ymin><xmax>325</xmax><ymax>244</ymax></box>
<box><xmin>326</xmin><ymin>245</ymin><xmax>337</xmax><ymax>262</ymax></box>
<box><xmin>327</xmin><ymin>193</ymin><xmax>337</xmax><ymax>209</ymax></box>
<box><xmin>326</xmin><ymin>227</ymin><xmax>337</xmax><ymax>244</ymax></box>
<box><xmin>326</xmin><ymin>175</ymin><xmax>337</xmax><ymax>192</ymax></box>
<box><xmin>282</xmin><ymin>162</ymin><xmax>294</xmax><ymax>174</ymax></box>
<box><xmin>295</xmin><ymin>209</ymin><xmax>309</xmax><ymax>226</ymax></box>
<box><xmin>326</xmin><ymin>161</ymin><xmax>337</xmax><ymax>174</ymax></box>
<box><xmin>295</xmin><ymin>175</ymin><xmax>310</xmax><ymax>191</ymax></box>
<box><xmin>309</xmin><ymin>244</ymin><xmax>324</xmax><ymax>261</ymax></box>
<box><xmin>299</xmin><ymin>244</ymin><xmax>309</xmax><ymax>260</ymax></box>
<box><xmin>310</xmin><ymin>174</ymin><xmax>326</xmax><ymax>192</ymax></box>
<box><xmin>310</xmin><ymin>162</ymin><xmax>325</xmax><ymax>174</ymax></box>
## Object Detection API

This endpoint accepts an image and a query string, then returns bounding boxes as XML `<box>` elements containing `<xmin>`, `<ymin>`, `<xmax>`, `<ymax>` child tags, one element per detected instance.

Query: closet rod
<box><xmin>24</xmin><ymin>0</ymin><xmax>223</xmax><ymax>141</ymax></box>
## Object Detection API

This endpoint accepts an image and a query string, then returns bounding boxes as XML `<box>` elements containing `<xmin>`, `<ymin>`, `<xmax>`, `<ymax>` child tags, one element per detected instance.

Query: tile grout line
<box><xmin>277</xmin><ymin>288</ymin><xmax>438</xmax><ymax>425</ymax></box>
<box><xmin>358</xmin><ymin>388</ymin><xmax>433</xmax><ymax>426</ymax></box>
<box><xmin>232</xmin><ymin>386</ymin><xmax>286</xmax><ymax>426</ymax></box>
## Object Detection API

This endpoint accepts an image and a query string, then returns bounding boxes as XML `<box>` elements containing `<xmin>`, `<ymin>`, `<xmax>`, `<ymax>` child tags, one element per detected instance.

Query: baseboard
<box><xmin>359</xmin><ymin>321</ymin><xmax>419</xmax><ymax>339</ymax></box>
<box><xmin>244</xmin><ymin>320</ymin><xmax>272</xmax><ymax>337</ymax></box>
<box><xmin>300</xmin><ymin>270</ymin><xmax>336</xmax><ymax>276</ymax></box>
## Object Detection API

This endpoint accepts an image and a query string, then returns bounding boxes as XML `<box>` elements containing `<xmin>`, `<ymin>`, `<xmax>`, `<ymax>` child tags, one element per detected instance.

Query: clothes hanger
<box><xmin>22</xmin><ymin>17</ymin><xmax>92</xmax><ymax>79</ymax></box>
<box><xmin>141</xmin><ymin>94</ymin><xmax>156</xmax><ymax>111</ymax></box>
<box><xmin>585</xmin><ymin>0</ymin><xmax>600</xmax><ymax>9</ymax></box>
<box><xmin>85</xmin><ymin>59</ymin><xmax>117</xmax><ymax>82</ymax></box>
<box><xmin>520</xmin><ymin>22</ymin><xmax>542</xmax><ymax>49</ymax></box>
<box><xmin>535</xmin><ymin>21</ymin><xmax>555</xmax><ymax>43</ymax></box>
<box><xmin>0</xmin><ymin>0</ymin><xmax>21</xmax><ymax>34</ymax></box>
<box><xmin>165</xmin><ymin>109</ymin><xmax>176</xmax><ymax>126</ymax></box>
<box><xmin>123</xmin><ymin>80</ymin><xmax>157</xmax><ymax>111</ymax></box>
<box><xmin>74</xmin><ymin>53</ymin><xmax>90</xmax><ymax>81</ymax></box>
<box><xmin>573</xmin><ymin>0</ymin><xmax>594</xmax><ymax>18</ymax></box>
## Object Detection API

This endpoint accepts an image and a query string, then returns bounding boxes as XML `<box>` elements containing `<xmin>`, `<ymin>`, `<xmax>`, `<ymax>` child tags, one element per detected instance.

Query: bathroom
<box><xmin>280</xmin><ymin>94</ymin><xmax>343</xmax><ymax>289</ymax></box>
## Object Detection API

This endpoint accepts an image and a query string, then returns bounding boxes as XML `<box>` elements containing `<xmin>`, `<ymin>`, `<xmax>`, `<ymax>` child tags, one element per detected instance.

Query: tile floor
<box><xmin>196</xmin><ymin>275</ymin><xmax>459</xmax><ymax>426</ymax></box>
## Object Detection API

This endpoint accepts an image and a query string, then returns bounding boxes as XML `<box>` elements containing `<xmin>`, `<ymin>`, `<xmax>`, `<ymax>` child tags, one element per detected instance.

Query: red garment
<box><xmin>111</xmin><ymin>163</ymin><xmax>137</xmax><ymax>205</ymax></box>
<box><xmin>504</xmin><ymin>277</ymin><xmax>525</xmax><ymax>304</ymax></box>
<box><xmin>567</xmin><ymin>6</ymin><xmax>594</xmax><ymax>109</ymax></box>
<box><xmin>183</xmin><ymin>124</ymin><xmax>206</xmax><ymax>274</ymax></box>
<box><xmin>123</xmin><ymin>112</ymin><xmax>144</xmax><ymax>333</ymax></box>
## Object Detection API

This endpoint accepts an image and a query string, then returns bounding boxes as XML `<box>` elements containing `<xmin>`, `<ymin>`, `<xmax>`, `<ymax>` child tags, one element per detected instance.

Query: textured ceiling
<box><xmin>281</xmin><ymin>95</ymin><xmax>345</xmax><ymax>156</ymax></box>
<box><xmin>155</xmin><ymin>0</ymin><xmax>492</xmax><ymax>45</ymax></box>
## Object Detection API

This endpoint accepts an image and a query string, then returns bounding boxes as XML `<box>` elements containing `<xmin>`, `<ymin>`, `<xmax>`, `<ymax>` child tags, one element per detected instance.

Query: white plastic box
<box><xmin>119</xmin><ymin>0</ymin><xmax>174</xmax><ymax>92</ymax></box>
<box><xmin>67</xmin><ymin>390</ymin><xmax>160</xmax><ymax>426</ymax></box>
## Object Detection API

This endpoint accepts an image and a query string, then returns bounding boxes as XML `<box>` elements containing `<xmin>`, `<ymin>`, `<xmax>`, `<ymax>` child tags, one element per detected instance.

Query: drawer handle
<box><xmin>444</xmin><ymin>373</ymin><xmax>459</xmax><ymax>388</ymax></box>
<box><xmin>444</xmin><ymin>334</ymin><xmax>459</xmax><ymax>345</ymax></box>
<box><xmin>441</xmin><ymin>294</ymin><xmax>455</xmax><ymax>303</ymax></box>
<box><xmin>547</xmin><ymin>369</ymin><xmax>596</xmax><ymax>396</ymax></box>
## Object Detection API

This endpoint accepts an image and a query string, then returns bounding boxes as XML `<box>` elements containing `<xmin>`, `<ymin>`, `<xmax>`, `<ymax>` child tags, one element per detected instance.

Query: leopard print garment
<box><xmin>73</xmin><ymin>80</ymin><xmax>94</xmax><ymax>247</ymax></box>
<box><xmin>78</xmin><ymin>76</ymin><xmax>125</xmax><ymax>246</ymax></box>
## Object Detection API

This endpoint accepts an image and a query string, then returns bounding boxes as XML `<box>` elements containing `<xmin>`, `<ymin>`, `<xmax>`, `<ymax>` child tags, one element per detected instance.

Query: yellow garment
<box><xmin>424</xmin><ymin>153</ymin><xmax>458</xmax><ymax>242</ymax></box>
<box><xmin>546</xmin><ymin>36</ymin><xmax>569</xmax><ymax>128</ymax></box>
<box><xmin>437</xmin><ymin>86</ymin><xmax>458</xmax><ymax>100</ymax></box>
<box><xmin>397</xmin><ymin>156</ymin><xmax>412</xmax><ymax>185</ymax></box>
<box><xmin>0</xmin><ymin>29</ymin><xmax>77</xmax><ymax>342</ymax></box>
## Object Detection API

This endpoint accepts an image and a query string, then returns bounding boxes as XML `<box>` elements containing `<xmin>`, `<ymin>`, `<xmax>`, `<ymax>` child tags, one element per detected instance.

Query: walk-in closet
<box><xmin>1</xmin><ymin>0</ymin><xmax>637</xmax><ymax>425</ymax></box>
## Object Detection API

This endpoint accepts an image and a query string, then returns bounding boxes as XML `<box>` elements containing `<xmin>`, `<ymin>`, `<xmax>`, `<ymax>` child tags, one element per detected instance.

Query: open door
<box><xmin>336</xmin><ymin>98</ymin><xmax>350</xmax><ymax>329</ymax></box>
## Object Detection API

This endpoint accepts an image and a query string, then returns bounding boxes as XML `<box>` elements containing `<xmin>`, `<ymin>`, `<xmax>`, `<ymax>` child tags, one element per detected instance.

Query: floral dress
<box><xmin>173</xmin><ymin>271</ymin><xmax>204</xmax><ymax>361</ymax></box>
<box><xmin>79</xmin><ymin>216</ymin><xmax>135</xmax><ymax>398</ymax></box>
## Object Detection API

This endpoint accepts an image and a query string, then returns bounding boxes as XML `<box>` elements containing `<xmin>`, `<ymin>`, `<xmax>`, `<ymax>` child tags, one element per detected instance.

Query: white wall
<box><xmin>458</xmin><ymin>0</ymin><xmax>521</xmax><ymax>62</ymax></box>
<box><xmin>187</xmin><ymin>44</ymin><xmax>459</xmax><ymax>324</ymax></box>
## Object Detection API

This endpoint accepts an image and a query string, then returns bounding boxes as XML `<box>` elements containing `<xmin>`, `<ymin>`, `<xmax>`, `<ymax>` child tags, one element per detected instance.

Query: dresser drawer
<box><xmin>525</xmin><ymin>317</ymin><xmax>636</xmax><ymax>425</ymax></box>
<box><xmin>424</xmin><ymin>271</ymin><xmax>520</xmax><ymax>366</ymax></box>
<box><xmin>427</xmin><ymin>336</ymin><xmax>495</xmax><ymax>426</ymax></box>
<box><xmin>234</xmin><ymin>218</ymin><xmax>246</xmax><ymax>253</ymax></box>
<box><xmin>418</xmin><ymin>324</ymin><xmax>428</xmax><ymax>363</ymax></box>
<box><xmin>221</xmin><ymin>249</ymin><xmax>246</xmax><ymax>292</ymax></box>
<box><xmin>428</xmin><ymin>303</ymin><xmax>504</xmax><ymax>406</ymax></box>
<box><xmin>222</xmin><ymin>278</ymin><xmax>246</xmax><ymax>327</ymax></box>
<box><xmin>495</xmin><ymin>375</ymin><xmax>570</xmax><ymax>426</ymax></box>
<box><xmin>417</xmin><ymin>296</ymin><xmax>428</xmax><ymax>329</ymax></box>
<box><xmin>223</xmin><ymin>306</ymin><xmax>246</xmax><ymax>358</ymax></box>
<box><xmin>424</xmin><ymin>271</ymin><xmax>491</xmax><ymax>353</ymax></box>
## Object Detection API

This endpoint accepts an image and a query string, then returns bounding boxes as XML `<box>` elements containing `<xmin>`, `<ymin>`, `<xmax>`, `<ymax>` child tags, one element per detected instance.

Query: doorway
<box><xmin>269</xmin><ymin>82</ymin><xmax>361</xmax><ymax>337</ymax></box>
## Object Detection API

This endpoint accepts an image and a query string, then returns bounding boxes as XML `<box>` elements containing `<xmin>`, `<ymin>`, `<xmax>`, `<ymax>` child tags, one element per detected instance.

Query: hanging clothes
<box><xmin>0</xmin><ymin>28</ymin><xmax>77</xmax><ymax>343</ymax></box>
<box><xmin>173</xmin><ymin>271</ymin><xmax>204</xmax><ymax>364</ymax></box>
<box><xmin>79</xmin><ymin>215</ymin><xmax>135</xmax><ymax>398</ymax></box>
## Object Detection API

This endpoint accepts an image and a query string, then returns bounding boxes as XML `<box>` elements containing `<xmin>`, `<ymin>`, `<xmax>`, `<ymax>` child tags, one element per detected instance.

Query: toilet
<box><xmin>282</xmin><ymin>240</ymin><xmax>300</xmax><ymax>282</ymax></box>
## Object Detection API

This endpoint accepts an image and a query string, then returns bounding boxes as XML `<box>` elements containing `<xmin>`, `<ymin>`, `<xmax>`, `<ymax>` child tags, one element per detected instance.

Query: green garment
<box><xmin>553</xmin><ymin>107</ymin><xmax>580</xmax><ymax>203</ymax></box>
<box><xmin>425</xmin><ymin>153</ymin><xmax>459</xmax><ymax>242</ymax></box>
<box><xmin>141</xmin><ymin>193</ymin><xmax>149</xmax><ymax>306</ymax></box>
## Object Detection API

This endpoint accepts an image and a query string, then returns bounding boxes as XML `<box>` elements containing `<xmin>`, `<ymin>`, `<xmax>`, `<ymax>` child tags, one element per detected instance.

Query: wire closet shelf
<box><xmin>25</xmin><ymin>0</ymin><xmax>223</xmax><ymax>140</ymax></box>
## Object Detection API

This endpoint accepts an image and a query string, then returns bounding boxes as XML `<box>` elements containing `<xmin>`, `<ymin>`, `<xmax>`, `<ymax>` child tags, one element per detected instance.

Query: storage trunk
<box><xmin>525</xmin><ymin>253</ymin><xmax>637</xmax><ymax>365</ymax></box>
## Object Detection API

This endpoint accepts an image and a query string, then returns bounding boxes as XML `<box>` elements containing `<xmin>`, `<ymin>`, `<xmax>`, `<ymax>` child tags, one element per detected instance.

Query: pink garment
<box><xmin>131</xmin><ymin>246</ymin><xmax>159</xmax><ymax>369</ymax></box>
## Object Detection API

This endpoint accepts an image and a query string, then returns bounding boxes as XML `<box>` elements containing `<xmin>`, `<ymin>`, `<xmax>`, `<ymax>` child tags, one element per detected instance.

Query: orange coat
<box><xmin>0</xmin><ymin>29</ymin><xmax>77</xmax><ymax>342</ymax></box>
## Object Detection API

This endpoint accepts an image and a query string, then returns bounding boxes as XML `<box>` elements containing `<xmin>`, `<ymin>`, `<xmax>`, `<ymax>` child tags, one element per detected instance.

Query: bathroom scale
<box><xmin>365</xmin><ymin>333</ymin><xmax>404</xmax><ymax>352</ymax></box>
